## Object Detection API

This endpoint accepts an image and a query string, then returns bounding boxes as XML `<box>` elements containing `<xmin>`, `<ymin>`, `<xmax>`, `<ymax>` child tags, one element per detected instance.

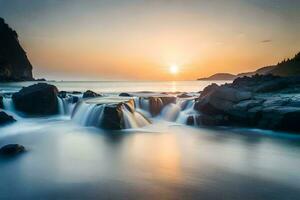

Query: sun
<box><xmin>170</xmin><ymin>65</ymin><xmax>179</xmax><ymax>74</ymax></box>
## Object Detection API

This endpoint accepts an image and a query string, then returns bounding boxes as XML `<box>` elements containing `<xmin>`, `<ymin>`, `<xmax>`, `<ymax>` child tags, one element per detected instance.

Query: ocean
<box><xmin>1</xmin><ymin>80</ymin><xmax>300</xmax><ymax>199</ymax></box>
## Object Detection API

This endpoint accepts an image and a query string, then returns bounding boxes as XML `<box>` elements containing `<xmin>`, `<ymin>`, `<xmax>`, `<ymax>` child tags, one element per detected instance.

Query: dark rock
<box><xmin>83</xmin><ymin>90</ymin><xmax>101</xmax><ymax>98</ymax></box>
<box><xmin>0</xmin><ymin>144</ymin><xmax>25</xmax><ymax>155</ymax></box>
<box><xmin>177</xmin><ymin>93</ymin><xmax>191</xmax><ymax>98</ymax></box>
<box><xmin>0</xmin><ymin>111</ymin><xmax>16</xmax><ymax>125</ymax></box>
<box><xmin>100</xmin><ymin>99</ymin><xmax>135</xmax><ymax>130</ymax></box>
<box><xmin>199</xmin><ymin>114</ymin><xmax>229</xmax><ymax>126</ymax></box>
<box><xmin>0</xmin><ymin>95</ymin><xmax>3</xmax><ymax>109</ymax></box>
<box><xmin>200</xmin><ymin>83</ymin><xmax>219</xmax><ymax>98</ymax></box>
<box><xmin>101</xmin><ymin>104</ymin><xmax>124</xmax><ymax>130</ymax></box>
<box><xmin>119</xmin><ymin>93</ymin><xmax>132</xmax><ymax>97</ymax></box>
<box><xmin>58</xmin><ymin>91</ymin><xmax>67</xmax><ymax>98</ymax></box>
<box><xmin>0</xmin><ymin>18</ymin><xmax>33</xmax><ymax>81</ymax></box>
<box><xmin>71</xmin><ymin>96</ymin><xmax>79</xmax><ymax>104</ymax></box>
<box><xmin>258</xmin><ymin>107</ymin><xmax>300</xmax><ymax>132</ymax></box>
<box><xmin>12</xmin><ymin>83</ymin><xmax>59</xmax><ymax>115</ymax></box>
<box><xmin>71</xmin><ymin>91</ymin><xmax>82</xmax><ymax>94</ymax></box>
<box><xmin>186</xmin><ymin>116</ymin><xmax>195</xmax><ymax>126</ymax></box>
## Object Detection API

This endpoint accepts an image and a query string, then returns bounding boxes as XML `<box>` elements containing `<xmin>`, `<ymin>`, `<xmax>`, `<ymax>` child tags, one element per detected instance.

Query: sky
<box><xmin>0</xmin><ymin>0</ymin><xmax>300</xmax><ymax>81</ymax></box>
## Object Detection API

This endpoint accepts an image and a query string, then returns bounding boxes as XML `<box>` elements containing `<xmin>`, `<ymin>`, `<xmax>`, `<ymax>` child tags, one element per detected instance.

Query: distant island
<box><xmin>198</xmin><ymin>52</ymin><xmax>300</xmax><ymax>80</ymax></box>
<box><xmin>197</xmin><ymin>73</ymin><xmax>236</xmax><ymax>80</ymax></box>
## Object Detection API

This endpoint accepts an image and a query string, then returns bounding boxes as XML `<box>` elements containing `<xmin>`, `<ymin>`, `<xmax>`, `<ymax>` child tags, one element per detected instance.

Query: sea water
<box><xmin>1</xmin><ymin>81</ymin><xmax>300</xmax><ymax>199</ymax></box>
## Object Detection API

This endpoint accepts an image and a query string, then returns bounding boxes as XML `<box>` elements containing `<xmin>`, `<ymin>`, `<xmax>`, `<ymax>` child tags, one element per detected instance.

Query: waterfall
<box><xmin>160</xmin><ymin>103</ymin><xmax>181</xmax><ymax>121</ymax></box>
<box><xmin>134</xmin><ymin>97</ymin><xmax>151</xmax><ymax>118</ymax></box>
<box><xmin>71</xmin><ymin>99</ymin><xmax>150</xmax><ymax>129</ymax></box>
<box><xmin>3</xmin><ymin>97</ymin><xmax>15</xmax><ymax>112</ymax></box>
<box><xmin>176</xmin><ymin>99</ymin><xmax>199</xmax><ymax>125</ymax></box>
<box><xmin>121</xmin><ymin>104</ymin><xmax>150</xmax><ymax>129</ymax></box>
<box><xmin>57</xmin><ymin>97</ymin><xmax>65</xmax><ymax>115</ymax></box>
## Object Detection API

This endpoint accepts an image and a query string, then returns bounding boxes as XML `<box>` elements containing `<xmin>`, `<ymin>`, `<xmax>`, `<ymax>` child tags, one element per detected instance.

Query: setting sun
<box><xmin>170</xmin><ymin>65</ymin><xmax>179</xmax><ymax>74</ymax></box>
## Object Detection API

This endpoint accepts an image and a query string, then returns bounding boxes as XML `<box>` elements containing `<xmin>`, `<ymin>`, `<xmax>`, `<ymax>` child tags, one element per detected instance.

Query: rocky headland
<box><xmin>0</xmin><ymin>18</ymin><xmax>33</xmax><ymax>82</ymax></box>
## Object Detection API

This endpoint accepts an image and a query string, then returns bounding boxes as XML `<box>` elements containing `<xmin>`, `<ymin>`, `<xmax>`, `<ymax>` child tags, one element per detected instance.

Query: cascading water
<box><xmin>122</xmin><ymin>104</ymin><xmax>150</xmax><ymax>129</ymax></box>
<box><xmin>160</xmin><ymin>103</ymin><xmax>181</xmax><ymax>121</ymax></box>
<box><xmin>3</xmin><ymin>97</ymin><xmax>15</xmax><ymax>112</ymax></box>
<box><xmin>71</xmin><ymin>99</ymin><xmax>150</xmax><ymax>129</ymax></box>
<box><xmin>134</xmin><ymin>97</ymin><xmax>151</xmax><ymax>118</ymax></box>
<box><xmin>176</xmin><ymin>99</ymin><xmax>199</xmax><ymax>125</ymax></box>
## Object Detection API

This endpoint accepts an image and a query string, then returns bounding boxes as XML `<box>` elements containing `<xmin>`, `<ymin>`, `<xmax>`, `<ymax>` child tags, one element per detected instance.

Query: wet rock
<box><xmin>83</xmin><ymin>90</ymin><xmax>101</xmax><ymax>98</ymax></box>
<box><xmin>259</xmin><ymin>106</ymin><xmax>300</xmax><ymax>132</ymax></box>
<box><xmin>0</xmin><ymin>144</ymin><xmax>25</xmax><ymax>155</ymax></box>
<box><xmin>177</xmin><ymin>93</ymin><xmax>191</xmax><ymax>98</ymax></box>
<box><xmin>119</xmin><ymin>93</ymin><xmax>132</xmax><ymax>97</ymax></box>
<box><xmin>148</xmin><ymin>96</ymin><xmax>176</xmax><ymax>116</ymax></box>
<box><xmin>12</xmin><ymin>83</ymin><xmax>59</xmax><ymax>115</ymax></box>
<box><xmin>58</xmin><ymin>91</ymin><xmax>67</xmax><ymax>98</ymax></box>
<box><xmin>101</xmin><ymin>104</ymin><xmax>124</xmax><ymax>130</ymax></box>
<box><xmin>0</xmin><ymin>111</ymin><xmax>16</xmax><ymax>125</ymax></box>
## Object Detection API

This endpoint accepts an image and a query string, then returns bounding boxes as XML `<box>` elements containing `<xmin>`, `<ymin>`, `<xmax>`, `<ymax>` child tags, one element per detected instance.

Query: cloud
<box><xmin>261</xmin><ymin>39</ymin><xmax>272</xmax><ymax>43</ymax></box>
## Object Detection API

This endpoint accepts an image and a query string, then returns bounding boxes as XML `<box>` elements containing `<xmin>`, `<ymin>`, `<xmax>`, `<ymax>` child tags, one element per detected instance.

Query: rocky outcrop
<box><xmin>83</xmin><ymin>90</ymin><xmax>102</xmax><ymax>98</ymax></box>
<box><xmin>119</xmin><ymin>93</ymin><xmax>132</xmax><ymax>97</ymax></box>
<box><xmin>0</xmin><ymin>111</ymin><xmax>16</xmax><ymax>125</ymax></box>
<box><xmin>0</xmin><ymin>18</ymin><xmax>33</xmax><ymax>81</ymax></box>
<box><xmin>194</xmin><ymin>75</ymin><xmax>300</xmax><ymax>133</ymax></box>
<box><xmin>12</xmin><ymin>83</ymin><xmax>59</xmax><ymax>115</ymax></box>
<box><xmin>0</xmin><ymin>144</ymin><xmax>25</xmax><ymax>156</ymax></box>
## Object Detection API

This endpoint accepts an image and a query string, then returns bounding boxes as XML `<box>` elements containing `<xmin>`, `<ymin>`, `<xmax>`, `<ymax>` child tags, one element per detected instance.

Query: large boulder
<box><xmin>100</xmin><ymin>99</ymin><xmax>135</xmax><ymax>130</ymax></box>
<box><xmin>83</xmin><ymin>90</ymin><xmax>102</xmax><ymax>98</ymax></box>
<box><xmin>0</xmin><ymin>111</ymin><xmax>16</xmax><ymax>125</ymax></box>
<box><xmin>12</xmin><ymin>83</ymin><xmax>59</xmax><ymax>115</ymax></box>
<box><xmin>0</xmin><ymin>18</ymin><xmax>33</xmax><ymax>81</ymax></box>
<box><xmin>195</xmin><ymin>86</ymin><xmax>252</xmax><ymax>115</ymax></box>
<box><xmin>0</xmin><ymin>144</ymin><xmax>25</xmax><ymax>156</ymax></box>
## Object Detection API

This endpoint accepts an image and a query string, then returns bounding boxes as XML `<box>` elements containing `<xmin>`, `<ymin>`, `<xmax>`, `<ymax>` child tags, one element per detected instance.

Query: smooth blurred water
<box><xmin>0</xmin><ymin>80</ymin><xmax>230</xmax><ymax>93</ymax></box>
<box><xmin>1</xmin><ymin>118</ymin><xmax>300</xmax><ymax>199</ymax></box>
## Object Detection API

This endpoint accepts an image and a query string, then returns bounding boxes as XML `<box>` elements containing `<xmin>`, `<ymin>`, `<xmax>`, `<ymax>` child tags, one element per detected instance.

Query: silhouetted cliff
<box><xmin>0</xmin><ymin>18</ymin><xmax>33</xmax><ymax>81</ymax></box>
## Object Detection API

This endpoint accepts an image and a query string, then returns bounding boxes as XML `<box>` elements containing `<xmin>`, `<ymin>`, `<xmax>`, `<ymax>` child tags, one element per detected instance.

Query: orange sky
<box><xmin>2</xmin><ymin>0</ymin><xmax>300</xmax><ymax>80</ymax></box>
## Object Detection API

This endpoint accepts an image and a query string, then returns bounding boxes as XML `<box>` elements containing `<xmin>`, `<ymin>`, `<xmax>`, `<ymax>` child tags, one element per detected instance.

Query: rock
<box><xmin>12</xmin><ymin>83</ymin><xmax>59</xmax><ymax>115</ymax></box>
<box><xmin>177</xmin><ymin>93</ymin><xmax>191</xmax><ymax>98</ymax></box>
<box><xmin>101</xmin><ymin>104</ymin><xmax>124</xmax><ymax>129</ymax></box>
<box><xmin>148</xmin><ymin>96</ymin><xmax>176</xmax><ymax>116</ymax></box>
<box><xmin>58</xmin><ymin>91</ymin><xmax>67</xmax><ymax>98</ymax></box>
<box><xmin>258</xmin><ymin>106</ymin><xmax>300</xmax><ymax>132</ymax></box>
<box><xmin>100</xmin><ymin>99</ymin><xmax>135</xmax><ymax>129</ymax></box>
<box><xmin>199</xmin><ymin>114</ymin><xmax>229</xmax><ymax>126</ymax></box>
<box><xmin>0</xmin><ymin>111</ymin><xmax>16</xmax><ymax>125</ymax></box>
<box><xmin>254</xmin><ymin>79</ymin><xmax>288</xmax><ymax>93</ymax></box>
<box><xmin>199</xmin><ymin>83</ymin><xmax>219</xmax><ymax>98</ymax></box>
<box><xmin>0</xmin><ymin>18</ymin><xmax>33</xmax><ymax>81</ymax></box>
<box><xmin>195</xmin><ymin>86</ymin><xmax>252</xmax><ymax>115</ymax></box>
<box><xmin>119</xmin><ymin>93</ymin><xmax>132</xmax><ymax>97</ymax></box>
<box><xmin>0</xmin><ymin>144</ymin><xmax>25</xmax><ymax>155</ymax></box>
<box><xmin>83</xmin><ymin>90</ymin><xmax>101</xmax><ymax>98</ymax></box>
<box><xmin>72</xmin><ymin>91</ymin><xmax>82</xmax><ymax>94</ymax></box>
<box><xmin>0</xmin><ymin>95</ymin><xmax>3</xmax><ymax>108</ymax></box>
